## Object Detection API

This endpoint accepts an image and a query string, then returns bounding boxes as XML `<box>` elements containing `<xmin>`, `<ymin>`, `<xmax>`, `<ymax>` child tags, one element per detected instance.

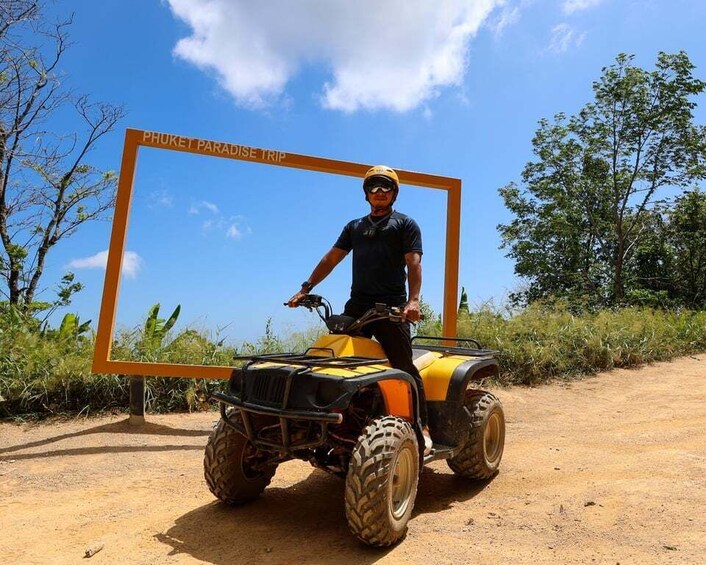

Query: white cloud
<box><xmin>188</xmin><ymin>200</ymin><xmax>220</xmax><ymax>215</ymax></box>
<box><xmin>167</xmin><ymin>0</ymin><xmax>504</xmax><ymax>112</ymax></box>
<box><xmin>563</xmin><ymin>0</ymin><xmax>605</xmax><ymax>14</ymax></box>
<box><xmin>148</xmin><ymin>189</ymin><xmax>173</xmax><ymax>208</ymax></box>
<box><xmin>489</xmin><ymin>5</ymin><xmax>521</xmax><ymax>37</ymax></box>
<box><xmin>67</xmin><ymin>250</ymin><xmax>143</xmax><ymax>279</ymax></box>
<box><xmin>201</xmin><ymin>201</ymin><xmax>219</xmax><ymax>214</ymax></box>
<box><xmin>188</xmin><ymin>200</ymin><xmax>252</xmax><ymax>239</ymax></box>
<box><xmin>226</xmin><ymin>217</ymin><xmax>252</xmax><ymax>240</ymax></box>
<box><xmin>121</xmin><ymin>252</ymin><xmax>143</xmax><ymax>279</ymax></box>
<box><xmin>226</xmin><ymin>224</ymin><xmax>241</xmax><ymax>239</ymax></box>
<box><xmin>546</xmin><ymin>23</ymin><xmax>585</xmax><ymax>54</ymax></box>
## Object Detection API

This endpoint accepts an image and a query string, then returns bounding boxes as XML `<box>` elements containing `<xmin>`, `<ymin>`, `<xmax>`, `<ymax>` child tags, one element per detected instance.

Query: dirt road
<box><xmin>1</xmin><ymin>355</ymin><xmax>705</xmax><ymax>564</ymax></box>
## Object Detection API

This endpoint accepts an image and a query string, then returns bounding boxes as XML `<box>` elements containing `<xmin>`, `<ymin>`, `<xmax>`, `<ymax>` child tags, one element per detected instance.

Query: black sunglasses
<box><xmin>364</xmin><ymin>178</ymin><xmax>396</xmax><ymax>193</ymax></box>
<box><xmin>366</xmin><ymin>184</ymin><xmax>394</xmax><ymax>194</ymax></box>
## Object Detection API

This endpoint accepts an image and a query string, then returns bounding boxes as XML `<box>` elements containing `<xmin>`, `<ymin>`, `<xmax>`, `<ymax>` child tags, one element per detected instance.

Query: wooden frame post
<box><xmin>128</xmin><ymin>376</ymin><xmax>145</xmax><ymax>425</ymax></box>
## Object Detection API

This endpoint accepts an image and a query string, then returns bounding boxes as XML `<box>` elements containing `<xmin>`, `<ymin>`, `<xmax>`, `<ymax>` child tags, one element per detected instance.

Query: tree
<box><xmin>499</xmin><ymin>52</ymin><xmax>706</xmax><ymax>307</ymax></box>
<box><xmin>0</xmin><ymin>1</ymin><xmax>125</xmax><ymax>309</ymax></box>
<box><xmin>458</xmin><ymin>286</ymin><xmax>469</xmax><ymax>314</ymax></box>
<box><xmin>623</xmin><ymin>205</ymin><xmax>673</xmax><ymax>307</ymax></box>
<box><xmin>668</xmin><ymin>189</ymin><xmax>706</xmax><ymax>308</ymax></box>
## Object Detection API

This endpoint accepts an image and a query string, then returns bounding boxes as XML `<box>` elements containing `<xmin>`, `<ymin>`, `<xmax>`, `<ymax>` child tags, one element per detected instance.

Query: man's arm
<box><xmin>287</xmin><ymin>247</ymin><xmax>349</xmax><ymax>307</ymax></box>
<box><xmin>402</xmin><ymin>251</ymin><xmax>422</xmax><ymax>322</ymax></box>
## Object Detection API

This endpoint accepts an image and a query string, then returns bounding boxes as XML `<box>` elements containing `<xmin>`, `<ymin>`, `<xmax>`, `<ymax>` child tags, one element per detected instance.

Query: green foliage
<box><xmin>240</xmin><ymin>317</ymin><xmax>283</xmax><ymax>355</ymax></box>
<box><xmin>416</xmin><ymin>297</ymin><xmax>442</xmax><ymax>336</ymax></box>
<box><xmin>669</xmin><ymin>189</ymin><xmax>706</xmax><ymax>308</ymax></box>
<box><xmin>621</xmin><ymin>189</ymin><xmax>706</xmax><ymax>309</ymax></box>
<box><xmin>499</xmin><ymin>51</ymin><xmax>706</xmax><ymax>307</ymax></box>
<box><xmin>136</xmin><ymin>303</ymin><xmax>181</xmax><ymax>359</ymax></box>
<box><xmin>2</xmin><ymin>299</ymin><xmax>706</xmax><ymax>419</ymax></box>
<box><xmin>0</xmin><ymin>308</ymin><xmax>99</xmax><ymax>418</ymax></box>
<box><xmin>57</xmin><ymin>313</ymin><xmax>92</xmax><ymax>343</ymax></box>
<box><xmin>455</xmin><ymin>301</ymin><xmax>706</xmax><ymax>385</ymax></box>
<box><xmin>458</xmin><ymin>287</ymin><xmax>469</xmax><ymax>314</ymax></box>
<box><xmin>55</xmin><ymin>273</ymin><xmax>84</xmax><ymax>308</ymax></box>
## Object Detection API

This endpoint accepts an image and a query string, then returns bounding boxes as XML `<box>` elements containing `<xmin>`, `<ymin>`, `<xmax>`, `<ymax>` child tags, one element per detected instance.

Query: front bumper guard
<box><xmin>212</xmin><ymin>391</ymin><xmax>343</xmax><ymax>454</ymax></box>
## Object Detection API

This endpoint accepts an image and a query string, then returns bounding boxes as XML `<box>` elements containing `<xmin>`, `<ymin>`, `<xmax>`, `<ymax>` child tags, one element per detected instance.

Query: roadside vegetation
<box><xmin>2</xmin><ymin>300</ymin><xmax>705</xmax><ymax>419</ymax></box>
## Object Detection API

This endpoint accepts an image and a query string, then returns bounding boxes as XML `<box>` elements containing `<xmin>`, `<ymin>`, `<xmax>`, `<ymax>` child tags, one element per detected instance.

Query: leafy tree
<box><xmin>668</xmin><ymin>189</ymin><xmax>706</xmax><ymax>308</ymax></box>
<box><xmin>0</xmin><ymin>1</ymin><xmax>125</xmax><ymax>309</ymax></box>
<box><xmin>624</xmin><ymin>206</ymin><xmax>674</xmax><ymax>307</ymax></box>
<box><xmin>499</xmin><ymin>52</ymin><xmax>706</xmax><ymax>307</ymax></box>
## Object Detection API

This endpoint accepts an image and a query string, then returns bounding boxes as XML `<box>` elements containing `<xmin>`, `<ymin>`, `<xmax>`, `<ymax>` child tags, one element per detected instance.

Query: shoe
<box><xmin>422</xmin><ymin>428</ymin><xmax>433</xmax><ymax>456</ymax></box>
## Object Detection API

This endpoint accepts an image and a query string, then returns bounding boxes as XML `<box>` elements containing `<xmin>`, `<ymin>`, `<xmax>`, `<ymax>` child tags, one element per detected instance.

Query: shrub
<box><xmin>2</xmin><ymin>303</ymin><xmax>705</xmax><ymax>418</ymax></box>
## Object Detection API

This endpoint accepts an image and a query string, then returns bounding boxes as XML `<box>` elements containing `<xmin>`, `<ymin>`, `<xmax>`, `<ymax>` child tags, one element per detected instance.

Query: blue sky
<box><xmin>34</xmin><ymin>0</ymin><xmax>706</xmax><ymax>344</ymax></box>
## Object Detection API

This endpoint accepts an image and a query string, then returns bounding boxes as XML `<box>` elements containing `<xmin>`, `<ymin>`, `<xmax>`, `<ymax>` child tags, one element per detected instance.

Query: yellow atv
<box><xmin>206</xmin><ymin>295</ymin><xmax>505</xmax><ymax>547</ymax></box>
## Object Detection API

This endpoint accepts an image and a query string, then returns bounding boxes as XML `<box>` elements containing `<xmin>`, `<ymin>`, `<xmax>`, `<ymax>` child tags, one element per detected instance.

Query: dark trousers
<box><xmin>343</xmin><ymin>300</ymin><xmax>428</xmax><ymax>427</ymax></box>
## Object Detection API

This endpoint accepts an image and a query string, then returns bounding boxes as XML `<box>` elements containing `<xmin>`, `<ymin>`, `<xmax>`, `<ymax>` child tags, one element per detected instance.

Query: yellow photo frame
<box><xmin>92</xmin><ymin>128</ymin><xmax>462</xmax><ymax>379</ymax></box>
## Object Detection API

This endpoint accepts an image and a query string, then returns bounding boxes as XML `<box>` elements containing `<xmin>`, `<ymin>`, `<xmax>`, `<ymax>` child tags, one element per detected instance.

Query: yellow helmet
<box><xmin>363</xmin><ymin>165</ymin><xmax>399</xmax><ymax>190</ymax></box>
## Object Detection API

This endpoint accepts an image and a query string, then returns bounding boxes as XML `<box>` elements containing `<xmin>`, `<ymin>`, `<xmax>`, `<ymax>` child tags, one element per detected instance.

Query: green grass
<box><xmin>452</xmin><ymin>303</ymin><xmax>706</xmax><ymax>385</ymax></box>
<box><xmin>1</xmin><ymin>304</ymin><xmax>704</xmax><ymax>418</ymax></box>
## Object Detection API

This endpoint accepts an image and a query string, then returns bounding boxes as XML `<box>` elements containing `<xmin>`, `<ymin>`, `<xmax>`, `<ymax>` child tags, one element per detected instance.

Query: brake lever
<box><xmin>284</xmin><ymin>303</ymin><xmax>312</xmax><ymax>313</ymax></box>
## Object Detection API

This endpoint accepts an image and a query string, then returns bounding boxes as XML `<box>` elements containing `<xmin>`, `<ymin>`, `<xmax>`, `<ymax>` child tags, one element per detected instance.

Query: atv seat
<box><xmin>412</xmin><ymin>348</ymin><xmax>438</xmax><ymax>372</ymax></box>
<box><xmin>326</xmin><ymin>315</ymin><xmax>357</xmax><ymax>333</ymax></box>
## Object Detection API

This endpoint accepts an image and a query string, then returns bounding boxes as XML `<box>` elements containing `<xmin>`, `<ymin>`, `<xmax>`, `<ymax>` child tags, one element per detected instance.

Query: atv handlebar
<box><xmin>283</xmin><ymin>294</ymin><xmax>332</xmax><ymax>319</ymax></box>
<box><xmin>285</xmin><ymin>294</ymin><xmax>422</xmax><ymax>334</ymax></box>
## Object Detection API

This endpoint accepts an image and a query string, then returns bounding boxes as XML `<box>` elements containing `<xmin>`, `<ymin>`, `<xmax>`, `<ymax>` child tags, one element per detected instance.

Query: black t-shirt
<box><xmin>333</xmin><ymin>210</ymin><xmax>423</xmax><ymax>306</ymax></box>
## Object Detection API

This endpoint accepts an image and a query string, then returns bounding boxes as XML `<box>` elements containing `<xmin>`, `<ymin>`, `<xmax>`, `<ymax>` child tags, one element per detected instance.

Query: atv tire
<box><xmin>447</xmin><ymin>389</ymin><xmax>505</xmax><ymax>480</ymax></box>
<box><xmin>345</xmin><ymin>416</ymin><xmax>419</xmax><ymax>547</ymax></box>
<box><xmin>204</xmin><ymin>412</ymin><xmax>277</xmax><ymax>505</ymax></box>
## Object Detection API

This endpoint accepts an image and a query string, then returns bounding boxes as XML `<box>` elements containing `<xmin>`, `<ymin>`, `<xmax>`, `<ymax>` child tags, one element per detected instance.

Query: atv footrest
<box><xmin>423</xmin><ymin>443</ymin><xmax>457</xmax><ymax>465</ymax></box>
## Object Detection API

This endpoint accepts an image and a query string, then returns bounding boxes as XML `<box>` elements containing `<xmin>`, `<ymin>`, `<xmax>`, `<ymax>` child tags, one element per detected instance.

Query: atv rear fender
<box><xmin>426</xmin><ymin>357</ymin><xmax>499</xmax><ymax>447</ymax></box>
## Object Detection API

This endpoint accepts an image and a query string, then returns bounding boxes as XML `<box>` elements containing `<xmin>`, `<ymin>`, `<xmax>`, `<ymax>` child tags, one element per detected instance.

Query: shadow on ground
<box><xmin>0</xmin><ymin>418</ymin><xmax>210</xmax><ymax>460</ymax></box>
<box><xmin>156</xmin><ymin>466</ymin><xmax>492</xmax><ymax>564</ymax></box>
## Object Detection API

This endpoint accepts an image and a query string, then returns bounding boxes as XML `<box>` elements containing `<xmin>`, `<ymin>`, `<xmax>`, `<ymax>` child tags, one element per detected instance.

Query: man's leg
<box><xmin>370</xmin><ymin>320</ymin><xmax>428</xmax><ymax>429</ymax></box>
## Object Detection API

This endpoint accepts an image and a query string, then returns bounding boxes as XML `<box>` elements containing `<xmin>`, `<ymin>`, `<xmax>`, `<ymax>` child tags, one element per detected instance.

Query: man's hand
<box><xmin>402</xmin><ymin>298</ymin><xmax>421</xmax><ymax>323</ymax></box>
<box><xmin>287</xmin><ymin>290</ymin><xmax>308</xmax><ymax>308</ymax></box>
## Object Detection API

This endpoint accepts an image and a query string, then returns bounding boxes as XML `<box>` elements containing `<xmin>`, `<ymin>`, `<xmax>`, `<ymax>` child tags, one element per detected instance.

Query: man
<box><xmin>287</xmin><ymin>165</ymin><xmax>431</xmax><ymax>452</ymax></box>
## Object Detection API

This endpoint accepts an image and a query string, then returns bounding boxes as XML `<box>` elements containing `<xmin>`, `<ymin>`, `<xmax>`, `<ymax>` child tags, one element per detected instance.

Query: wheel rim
<box><xmin>484</xmin><ymin>411</ymin><xmax>504</xmax><ymax>464</ymax></box>
<box><xmin>389</xmin><ymin>445</ymin><xmax>416</xmax><ymax>520</ymax></box>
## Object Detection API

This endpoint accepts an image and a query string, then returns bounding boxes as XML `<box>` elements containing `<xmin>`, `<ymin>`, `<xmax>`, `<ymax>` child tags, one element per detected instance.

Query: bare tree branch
<box><xmin>0</xmin><ymin>1</ymin><xmax>125</xmax><ymax>309</ymax></box>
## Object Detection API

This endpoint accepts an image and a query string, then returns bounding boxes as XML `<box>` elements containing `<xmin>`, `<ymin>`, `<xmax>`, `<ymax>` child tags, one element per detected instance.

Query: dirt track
<box><xmin>1</xmin><ymin>355</ymin><xmax>705</xmax><ymax>564</ymax></box>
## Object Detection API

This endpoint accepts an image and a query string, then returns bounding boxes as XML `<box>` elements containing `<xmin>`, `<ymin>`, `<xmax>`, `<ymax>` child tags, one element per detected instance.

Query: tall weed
<box><xmin>452</xmin><ymin>303</ymin><xmax>706</xmax><ymax>385</ymax></box>
<box><xmin>2</xmin><ymin>304</ymin><xmax>705</xmax><ymax>418</ymax></box>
